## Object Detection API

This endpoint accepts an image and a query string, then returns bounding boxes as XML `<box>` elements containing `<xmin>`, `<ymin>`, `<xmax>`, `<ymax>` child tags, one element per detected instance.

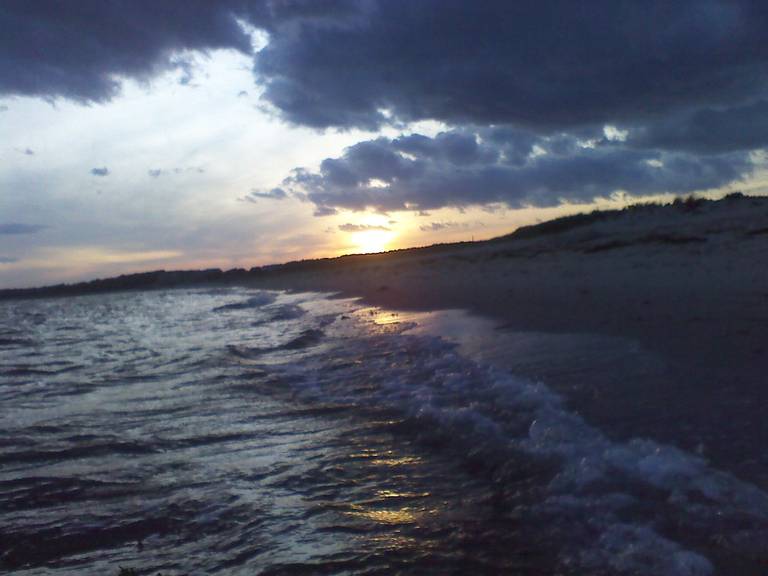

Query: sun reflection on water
<box><xmin>347</xmin><ymin>491</ymin><xmax>436</xmax><ymax>527</ymax></box>
<box><xmin>356</xmin><ymin>507</ymin><xmax>419</xmax><ymax>525</ymax></box>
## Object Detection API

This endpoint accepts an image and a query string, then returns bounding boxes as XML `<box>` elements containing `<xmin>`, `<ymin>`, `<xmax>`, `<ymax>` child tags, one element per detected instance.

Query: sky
<box><xmin>2</xmin><ymin>1</ymin><xmax>768</xmax><ymax>289</ymax></box>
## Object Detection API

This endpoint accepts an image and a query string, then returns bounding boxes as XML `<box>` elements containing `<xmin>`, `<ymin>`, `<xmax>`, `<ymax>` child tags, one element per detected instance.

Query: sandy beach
<box><xmin>253</xmin><ymin>196</ymin><xmax>768</xmax><ymax>489</ymax></box>
<box><xmin>4</xmin><ymin>196</ymin><xmax>768</xmax><ymax>575</ymax></box>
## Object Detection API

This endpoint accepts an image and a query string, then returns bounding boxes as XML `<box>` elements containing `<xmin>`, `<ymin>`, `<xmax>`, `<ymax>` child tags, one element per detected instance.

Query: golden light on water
<box><xmin>358</xmin><ymin>507</ymin><xmax>418</xmax><ymax>524</ymax></box>
<box><xmin>347</xmin><ymin>489</ymin><xmax>434</xmax><ymax>526</ymax></box>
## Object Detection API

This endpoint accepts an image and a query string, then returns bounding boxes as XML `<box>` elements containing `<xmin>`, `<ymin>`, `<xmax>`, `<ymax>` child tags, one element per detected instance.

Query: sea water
<box><xmin>1</xmin><ymin>287</ymin><xmax>767</xmax><ymax>575</ymax></box>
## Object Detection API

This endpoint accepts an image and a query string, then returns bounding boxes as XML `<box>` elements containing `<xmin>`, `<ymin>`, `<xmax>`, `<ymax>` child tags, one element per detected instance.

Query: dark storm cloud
<box><xmin>280</xmin><ymin>129</ymin><xmax>752</xmax><ymax>213</ymax></box>
<box><xmin>0</xmin><ymin>1</ymin><xmax>252</xmax><ymax>103</ymax></box>
<box><xmin>253</xmin><ymin>0</ymin><xmax>763</xmax><ymax>214</ymax></box>
<box><xmin>0</xmin><ymin>0</ymin><xmax>366</xmax><ymax>103</ymax></box>
<box><xmin>629</xmin><ymin>100</ymin><xmax>768</xmax><ymax>154</ymax></box>
<box><xmin>90</xmin><ymin>167</ymin><xmax>110</xmax><ymax>177</ymax></box>
<box><xmin>254</xmin><ymin>0</ymin><xmax>768</xmax><ymax>135</ymax></box>
<box><xmin>4</xmin><ymin>1</ymin><xmax>767</xmax><ymax>139</ymax></box>
<box><xmin>338</xmin><ymin>223</ymin><xmax>390</xmax><ymax>232</ymax></box>
<box><xmin>0</xmin><ymin>223</ymin><xmax>46</xmax><ymax>235</ymax></box>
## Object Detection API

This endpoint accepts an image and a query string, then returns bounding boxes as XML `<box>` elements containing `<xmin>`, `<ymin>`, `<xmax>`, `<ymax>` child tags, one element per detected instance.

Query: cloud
<box><xmin>3</xmin><ymin>1</ymin><xmax>765</xmax><ymax>146</ymax></box>
<box><xmin>278</xmin><ymin>128</ymin><xmax>752</xmax><ymax>214</ymax></box>
<box><xmin>0</xmin><ymin>2</ymin><xmax>253</xmax><ymax>103</ymax></box>
<box><xmin>4</xmin><ymin>1</ymin><xmax>767</xmax><ymax>222</ymax></box>
<box><xmin>252</xmin><ymin>1</ymin><xmax>768</xmax><ymax>136</ymax></box>
<box><xmin>149</xmin><ymin>167</ymin><xmax>205</xmax><ymax>178</ymax></box>
<box><xmin>629</xmin><ymin>100</ymin><xmax>768</xmax><ymax>154</ymax></box>
<box><xmin>0</xmin><ymin>256</ymin><xmax>19</xmax><ymax>264</ymax></box>
<box><xmin>174</xmin><ymin>166</ymin><xmax>205</xmax><ymax>174</ymax></box>
<box><xmin>0</xmin><ymin>1</ymin><xmax>364</xmax><ymax>103</ymax></box>
<box><xmin>0</xmin><ymin>105</ymin><xmax>8</xmax><ymax>112</ymax></box>
<box><xmin>313</xmin><ymin>205</ymin><xmax>338</xmax><ymax>217</ymax></box>
<box><xmin>338</xmin><ymin>223</ymin><xmax>391</xmax><ymax>232</ymax></box>
<box><xmin>175</xmin><ymin>58</ymin><xmax>196</xmax><ymax>87</ymax></box>
<box><xmin>14</xmin><ymin>147</ymin><xmax>34</xmax><ymax>156</ymax></box>
<box><xmin>91</xmin><ymin>167</ymin><xmax>110</xmax><ymax>177</ymax></box>
<box><xmin>241</xmin><ymin>187</ymin><xmax>288</xmax><ymax>202</ymax></box>
<box><xmin>419</xmin><ymin>221</ymin><xmax>463</xmax><ymax>232</ymax></box>
<box><xmin>0</xmin><ymin>223</ymin><xmax>47</xmax><ymax>235</ymax></box>
<box><xmin>249</xmin><ymin>0</ymin><xmax>768</xmax><ymax>179</ymax></box>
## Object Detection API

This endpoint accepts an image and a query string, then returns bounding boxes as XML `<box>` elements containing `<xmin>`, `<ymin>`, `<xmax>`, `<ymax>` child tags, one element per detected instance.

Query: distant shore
<box><xmin>4</xmin><ymin>195</ymin><xmax>768</xmax><ymax>487</ymax></box>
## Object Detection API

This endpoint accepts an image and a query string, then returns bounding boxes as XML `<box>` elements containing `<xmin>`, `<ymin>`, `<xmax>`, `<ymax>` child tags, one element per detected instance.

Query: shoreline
<box><xmin>3</xmin><ymin>195</ymin><xmax>766</xmax><ymax>487</ymax></box>
<box><xmin>251</xmin><ymin>198</ymin><xmax>768</xmax><ymax>490</ymax></box>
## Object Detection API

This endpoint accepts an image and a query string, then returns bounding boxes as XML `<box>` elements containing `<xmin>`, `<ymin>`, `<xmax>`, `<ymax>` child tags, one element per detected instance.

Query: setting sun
<box><xmin>350</xmin><ymin>229</ymin><xmax>395</xmax><ymax>253</ymax></box>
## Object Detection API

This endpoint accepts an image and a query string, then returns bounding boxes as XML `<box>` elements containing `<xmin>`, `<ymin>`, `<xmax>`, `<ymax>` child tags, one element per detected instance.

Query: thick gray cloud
<box><xmin>281</xmin><ymin>129</ymin><xmax>752</xmax><ymax>213</ymax></box>
<box><xmin>0</xmin><ymin>223</ymin><xmax>47</xmax><ymax>235</ymax></box>
<box><xmin>0</xmin><ymin>0</ymin><xmax>364</xmax><ymax>103</ymax></box>
<box><xmin>254</xmin><ymin>1</ymin><xmax>768</xmax><ymax>135</ymax></box>
<box><xmin>91</xmin><ymin>167</ymin><xmax>110</xmax><ymax>177</ymax></box>
<box><xmin>251</xmin><ymin>0</ymin><xmax>764</xmax><ymax>211</ymax></box>
<box><xmin>0</xmin><ymin>1</ymin><xmax>251</xmax><ymax>103</ymax></box>
<box><xmin>3</xmin><ymin>1</ymin><xmax>767</xmax><ymax>141</ymax></box>
<box><xmin>0</xmin><ymin>256</ymin><xmax>18</xmax><ymax>264</ymax></box>
<box><xmin>629</xmin><ymin>100</ymin><xmax>768</xmax><ymax>154</ymax></box>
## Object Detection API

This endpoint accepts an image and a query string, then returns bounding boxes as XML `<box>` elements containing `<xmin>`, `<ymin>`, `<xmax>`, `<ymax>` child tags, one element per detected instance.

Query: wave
<box><xmin>0</xmin><ymin>337</ymin><xmax>35</xmax><ymax>347</ymax></box>
<box><xmin>212</xmin><ymin>292</ymin><xmax>277</xmax><ymax>312</ymax></box>
<box><xmin>252</xmin><ymin>303</ymin><xmax>307</xmax><ymax>326</ymax></box>
<box><xmin>227</xmin><ymin>329</ymin><xmax>325</xmax><ymax>359</ymax></box>
<box><xmin>1</xmin><ymin>364</ymin><xmax>83</xmax><ymax>377</ymax></box>
<box><xmin>0</xmin><ymin>440</ymin><xmax>159</xmax><ymax>466</ymax></box>
<box><xmin>281</xmin><ymin>328</ymin><xmax>325</xmax><ymax>350</ymax></box>
<box><xmin>260</xmin><ymin>324</ymin><xmax>768</xmax><ymax>575</ymax></box>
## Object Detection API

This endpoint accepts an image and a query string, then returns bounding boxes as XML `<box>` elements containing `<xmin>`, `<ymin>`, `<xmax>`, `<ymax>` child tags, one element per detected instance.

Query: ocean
<box><xmin>1</xmin><ymin>287</ymin><xmax>767</xmax><ymax>575</ymax></box>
